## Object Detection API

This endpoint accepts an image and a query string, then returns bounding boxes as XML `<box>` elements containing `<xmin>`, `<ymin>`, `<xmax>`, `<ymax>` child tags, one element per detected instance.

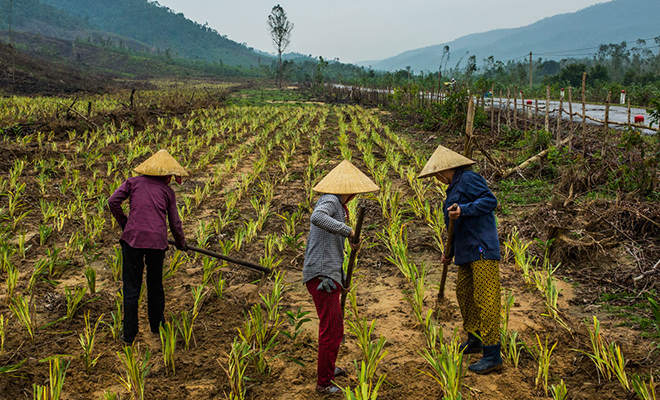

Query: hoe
<box><xmin>168</xmin><ymin>239</ymin><xmax>272</xmax><ymax>275</ymax></box>
<box><xmin>437</xmin><ymin>203</ymin><xmax>458</xmax><ymax>303</ymax></box>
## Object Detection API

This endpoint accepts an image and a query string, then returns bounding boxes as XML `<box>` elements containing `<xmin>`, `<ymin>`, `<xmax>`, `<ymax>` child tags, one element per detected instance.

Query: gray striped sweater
<box><xmin>302</xmin><ymin>194</ymin><xmax>352</xmax><ymax>285</ymax></box>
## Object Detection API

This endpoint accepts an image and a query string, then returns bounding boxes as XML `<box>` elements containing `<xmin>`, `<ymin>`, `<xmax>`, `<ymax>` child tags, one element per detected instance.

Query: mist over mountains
<box><xmin>359</xmin><ymin>0</ymin><xmax>660</xmax><ymax>72</ymax></box>
<box><xmin>2</xmin><ymin>0</ymin><xmax>658</xmax><ymax>75</ymax></box>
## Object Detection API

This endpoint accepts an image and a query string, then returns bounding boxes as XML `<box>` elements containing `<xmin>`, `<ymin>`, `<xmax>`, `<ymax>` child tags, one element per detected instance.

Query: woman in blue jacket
<box><xmin>419</xmin><ymin>145</ymin><xmax>502</xmax><ymax>374</ymax></box>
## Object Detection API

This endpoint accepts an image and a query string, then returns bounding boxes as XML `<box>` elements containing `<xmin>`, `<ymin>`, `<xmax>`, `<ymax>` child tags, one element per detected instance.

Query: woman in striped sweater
<box><xmin>303</xmin><ymin>160</ymin><xmax>379</xmax><ymax>394</ymax></box>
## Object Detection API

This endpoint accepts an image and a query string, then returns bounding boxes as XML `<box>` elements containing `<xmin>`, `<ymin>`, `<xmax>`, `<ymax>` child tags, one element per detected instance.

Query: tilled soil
<box><xmin>0</xmin><ymin>91</ymin><xmax>658</xmax><ymax>400</ymax></box>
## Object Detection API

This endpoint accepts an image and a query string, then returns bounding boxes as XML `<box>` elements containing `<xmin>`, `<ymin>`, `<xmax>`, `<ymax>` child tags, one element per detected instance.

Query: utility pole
<box><xmin>437</xmin><ymin>68</ymin><xmax>442</xmax><ymax>99</ymax></box>
<box><xmin>529</xmin><ymin>51</ymin><xmax>533</xmax><ymax>90</ymax></box>
<box><xmin>657</xmin><ymin>37</ymin><xmax>660</xmax><ymax>76</ymax></box>
<box><xmin>9</xmin><ymin>0</ymin><xmax>15</xmax><ymax>94</ymax></box>
<box><xmin>8</xmin><ymin>0</ymin><xmax>14</xmax><ymax>46</ymax></box>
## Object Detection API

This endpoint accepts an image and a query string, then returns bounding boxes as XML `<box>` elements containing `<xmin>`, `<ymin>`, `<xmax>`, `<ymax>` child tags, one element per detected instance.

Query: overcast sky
<box><xmin>156</xmin><ymin>0</ymin><xmax>611</xmax><ymax>63</ymax></box>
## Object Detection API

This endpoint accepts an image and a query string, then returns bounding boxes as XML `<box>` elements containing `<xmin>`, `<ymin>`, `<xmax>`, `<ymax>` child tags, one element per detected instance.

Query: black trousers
<box><xmin>121</xmin><ymin>240</ymin><xmax>166</xmax><ymax>339</ymax></box>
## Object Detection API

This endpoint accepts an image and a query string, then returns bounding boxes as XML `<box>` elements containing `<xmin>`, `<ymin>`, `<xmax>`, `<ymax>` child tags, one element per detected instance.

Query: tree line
<box><xmin>308</xmin><ymin>39</ymin><xmax>660</xmax><ymax>107</ymax></box>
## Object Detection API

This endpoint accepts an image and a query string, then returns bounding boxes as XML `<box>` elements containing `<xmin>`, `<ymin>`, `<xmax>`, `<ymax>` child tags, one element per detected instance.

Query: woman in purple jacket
<box><xmin>108</xmin><ymin>149</ymin><xmax>188</xmax><ymax>344</ymax></box>
<box><xmin>419</xmin><ymin>145</ymin><xmax>502</xmax><ymax>374</ymax></box>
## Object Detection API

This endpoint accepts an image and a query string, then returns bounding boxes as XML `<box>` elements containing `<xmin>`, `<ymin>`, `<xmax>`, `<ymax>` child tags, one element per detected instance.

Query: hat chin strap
<box><xmin>342</xmin><ymin>194</ymin><xmax>356</xmax><ymax>204</ymax></box>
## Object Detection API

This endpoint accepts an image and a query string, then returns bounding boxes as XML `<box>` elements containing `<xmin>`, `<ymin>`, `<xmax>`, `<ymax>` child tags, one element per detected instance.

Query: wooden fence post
<box><xmin>556</xmin><ymin>91</ymin><xmax>563</xmax><ymax>147</ymax></box>
<box><xmin>545</xmin><ymin>85</ymin><xmax>551</xmax><ymax>133</ymax></box>
<box><xmin>464</xmin><ymin>96</ymin><xmax>475</xmax><ymax>158</ymax></box>
<box><xmin>581</xmin><ymin>72</ymin><xmax>587</xmax><ymax>156</ymax></box>
<box><xmin>604</xmin><ymin>91</ymin><xmax>611</xmax><ymax>133</ymax></box>
<box><xmin>490</xmin><ymin>83</ymin><xmax>495</xmax><ymax>132</ymax></box>
<box><xmin>513</xmin><ymin>86</ymin><xmax>518</xmax><ymax>128</ymax></box>
<box><xmin>568</xmin><ymin>86</ymin><xmax>573</xmax><ymax>151</ymax></box>
<box><xmin>521</xmin><ymin>91</ymin><xmax>526</xmax><ymax>131</ymax></box>
<box><xmin>498</xmin><ymin>90</ymin><xmax>502</xmax><ymax>135</ymax></box>
<box><xmin>535</xmin><ymin>99</ymin><xmax>539</xmax><ymax>131</ymax></box>
<box><xmin>506</xmin><ymin>88</ymin><xmax>511</xmax><ymax>126</ymax></box>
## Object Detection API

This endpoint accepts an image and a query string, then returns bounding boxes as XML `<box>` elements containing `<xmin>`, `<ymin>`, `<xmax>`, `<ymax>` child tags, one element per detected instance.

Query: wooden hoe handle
<box><xmin>168</xmin><ymin>239</ymin><xmax>271</xmax><ymax>275</ymax></box>
<box><xmin>438</xmin><ymin>203</ymin><xmax>458</xmax><ymax>300</ymax></box>
<box><xmin>341</xmin><ymin>205</ymin><xmax>366</xmax><ymax>315</ymax></box>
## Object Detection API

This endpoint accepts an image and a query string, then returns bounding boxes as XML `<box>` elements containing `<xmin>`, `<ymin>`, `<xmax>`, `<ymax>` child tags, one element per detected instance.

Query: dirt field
<box><xmin>0</xmin><ymin>85</ymin><xmax>658</xmax><ymax>399</ymax></box>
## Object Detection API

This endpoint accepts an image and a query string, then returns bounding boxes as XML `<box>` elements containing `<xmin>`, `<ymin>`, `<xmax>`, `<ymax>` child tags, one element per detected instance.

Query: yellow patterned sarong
<box><xmin>456</xmin><ymin>258</ymin><xmax>501</xmax><ymax>346</ymax></box>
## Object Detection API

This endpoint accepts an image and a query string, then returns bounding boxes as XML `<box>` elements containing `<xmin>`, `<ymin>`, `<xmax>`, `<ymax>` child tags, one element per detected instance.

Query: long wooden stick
<box><xmin>568</xmin><ymin>86</ymin><xmax>573</xmax><ymax>152</ymax></box>
<box><xmin>167</xmin><ymin>239</ymin><xmax>271</xmax><ymax>274</ymax></box>
<box><xmin>57</xmin><ymin>102</ymin><xmax>101</xmax><ymax>130</ymax></box>
<box><xmin>556</xmin><ymin>93</ymin><xmax>563</xmax><ymax>146</ymax></box>
<box><xmin>513</xmin><ymin>86</ymin><xmax>518</xmax><ymax>127</ymax></box>
<box><xmin>341</xmin><ymin>205</ymin><xmax>366</xmax><ymax>314</ymax></box>
<box><xmin>464</xmin><ymin>96</ymin><xmax>475</xmax><ymax>159</ymax></box>
<box><xmin>604</xmin><ymin>91</ymin><xmax>611</xmax><ymax>133</ymax></box>
<box><xmin>574</xmin><ymin>114</ymin><xmax>651</xmax><ymax>130</ymax></box>
<box><xmin>501</xmin><ymin>137</ymin><xmax>571</xmax><ymax>179</ymax></box>
<box><xmin>521</xmin><ymin>91</ymin><xmax>526</xmax><ymax>131</ymax></box>
<box><xmin>490</xmin><ymin>83</ymin><xmax>495</xmax><ymax>132</ymax></box>
<box><xmin>498</xmin><ymin>90</ymin><xmax>502</xmax><ymax>135</ymax></box>
<box><xmin>581</xmin><ymin>72</ymin><xmax>587</xmax><ymax>156</ymax></box>
<box><xmin>471</xmin><ymin>135</ymin><xmax>503</xmax><ymax>176</ymax></box>
<box><xmin>545</xmin><ymin>85</ymin><xmax>551</xmax><ymax>133</ymax></box>
<box><xmin>506</xmin><ymin>88</ymin><xmax>511</xmax><ymax>126</ymax></box>
<box><xmin>535</xmin><ymin>99</ymin><xmax>539</xmax><ymax>131</ymax></box>
<box><xmin>438</xmin><ymin>204</ymin><xmax>458</xmax><ymax>301</ymax></box>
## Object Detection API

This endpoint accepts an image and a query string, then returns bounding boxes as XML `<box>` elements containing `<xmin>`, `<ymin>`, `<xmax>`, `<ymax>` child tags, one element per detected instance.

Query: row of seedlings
<box><xmin>503</xmin><ymin>228</ymin><xmax>658</xmax><ymax>398</ymax></box>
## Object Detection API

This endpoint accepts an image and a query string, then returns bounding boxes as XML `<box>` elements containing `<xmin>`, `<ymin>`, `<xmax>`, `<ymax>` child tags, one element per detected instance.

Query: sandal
<box><xmin>316</xmin><ymin>385</ymin><xmax>341</xmax><ymax>394</ymax></box>
<box><xmin>334</xmin><ymin>367</ymin><xmax>347</xmax><ymax>377</ymax></box>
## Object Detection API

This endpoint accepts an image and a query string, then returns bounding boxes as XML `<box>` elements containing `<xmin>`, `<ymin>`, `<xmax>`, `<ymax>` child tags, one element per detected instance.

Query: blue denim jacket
<box><xmin>443</xmin><ymin>168</ymin><xmax>500</xmax><ymax>265</ymax></box>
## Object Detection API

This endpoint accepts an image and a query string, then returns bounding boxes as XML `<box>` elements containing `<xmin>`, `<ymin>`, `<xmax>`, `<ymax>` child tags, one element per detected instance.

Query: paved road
<box><xmin>330</xmin><ymin>84</ymin><xmax>657</xmax><ymax>134</ymax></box>
<box><xmin>492</xmin><ymin>98</ymin><xmax>657</xmax><ymax>134</ymax></box>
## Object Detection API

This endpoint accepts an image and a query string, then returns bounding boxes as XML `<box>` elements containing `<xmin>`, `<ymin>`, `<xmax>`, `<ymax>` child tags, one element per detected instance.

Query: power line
<box><xmin>502</xmin><ymin>54</ymin><xmax>532</xmax><ymax>62</ymax></box>
<box><xmin>534</xmin><ymin>44</ymin><xmax>659</xmax><ymax>60</ymax></box>
<box><xmin>444</xmin><ymin>36</ymin><xmax>660</xmax><ymax>72</ymax></box>
<box><xmin>534</xmin><ymin>36</ymin><xmax>659</xmax><ymax>57</ymax></box>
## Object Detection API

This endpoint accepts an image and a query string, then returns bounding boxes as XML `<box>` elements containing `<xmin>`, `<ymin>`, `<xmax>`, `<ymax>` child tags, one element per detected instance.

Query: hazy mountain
<box><xmin>2</xmin><ymin>0</ymin><xmax>270</xmax><ymax>67</ymax></box>
<box><xmin>360</xmin><ymin>0</ymin><xmax>660</xmax><ymax>72</ymax></box>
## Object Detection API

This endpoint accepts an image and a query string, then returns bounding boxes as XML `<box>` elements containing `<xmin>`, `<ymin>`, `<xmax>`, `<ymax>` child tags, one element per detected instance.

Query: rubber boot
<box><xmin>468</xmin><ymin>343</ymin><xmax>503</xmax><ymax>374</ymax></box>
<box><xmin>459</xmin><ymin>332</ymin><xmax>482</xmax><ymax>354</ymax></box>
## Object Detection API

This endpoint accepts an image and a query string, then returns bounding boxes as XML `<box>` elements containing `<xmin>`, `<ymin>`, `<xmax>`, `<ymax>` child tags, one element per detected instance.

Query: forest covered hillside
<box><xmin>0</xmin><ymin>0</ymin><xmax>93</xmax><ymax>39</ymax></box>
<box><xmin>362</xmin><ymin>0</ymin><xmax>660</xmax><ymax>72</ymax></box>
<box><xmin>0</xmin><ymin>0</ymin><xmax>270</xmax><ymax>67</ymax></box>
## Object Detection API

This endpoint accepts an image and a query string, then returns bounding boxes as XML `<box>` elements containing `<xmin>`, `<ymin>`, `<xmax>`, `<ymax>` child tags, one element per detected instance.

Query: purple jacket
<box><xmin>108</xmin><ymin>176</ymin><xmax>186</xmax><ymax>250</ymax></box>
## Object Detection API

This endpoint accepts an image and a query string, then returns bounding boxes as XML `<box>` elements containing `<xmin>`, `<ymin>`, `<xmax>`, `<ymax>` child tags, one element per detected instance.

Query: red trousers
<box><xmin>306</xmin><ymin>277</ymin><xmax>344</xmax><ymax>387</ymax></box>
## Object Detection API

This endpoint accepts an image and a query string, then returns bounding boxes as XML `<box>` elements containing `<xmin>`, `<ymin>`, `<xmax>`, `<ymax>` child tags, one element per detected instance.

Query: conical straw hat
<box><xmin>134</xmin><ymin>149</ymin><xmax>189</xmax><ymax>177</ymax></box>
<box><xmin>417</xmin><ymin>145</ymin><xmax>476</xmax><ymax>179</ymax></box>
<box><xmin>313</xmin><ymin>160</ymin><xmax>380</xmax><ymax>194</ymax></box>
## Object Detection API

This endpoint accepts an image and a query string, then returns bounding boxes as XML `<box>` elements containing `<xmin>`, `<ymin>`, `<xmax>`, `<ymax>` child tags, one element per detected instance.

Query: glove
<box><xmin>175</xmin><ymin>242</ymin><xmax>188</xmax><ymax>251</ymax></box>
<box><xmin>317</xmin><ymin>277</ymin><xmax>337</xmax><ymax>293</ymax></box>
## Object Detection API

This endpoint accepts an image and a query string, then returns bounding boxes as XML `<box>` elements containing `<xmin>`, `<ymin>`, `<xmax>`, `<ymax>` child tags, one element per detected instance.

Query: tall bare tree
<box><xmin>438</xmin><ymin>45</ymin><xmax>450</xmax><ymax>93</ymax></box>
<box><xmin>9</xmin><ymin>0</ymin><xmax>13</xmax><ymax>46</ymax></box>
<box><xmin>267</xmin><ymin>4</ymin><xmax>293</xmax><ymax>88</ymax></box>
